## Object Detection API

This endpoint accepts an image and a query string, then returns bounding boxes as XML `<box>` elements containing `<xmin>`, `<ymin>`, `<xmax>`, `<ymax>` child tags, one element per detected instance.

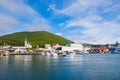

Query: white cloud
<box><xmin>66</xmin><ymin>15</ymin><xmax>103</xmax><ymax>28</ymax></box>
<box><xmin>50</xmin><ymin>0</ymin><xmax>113</xmax><ymax>16</ymax></box>
<box><xmin>51</xmin><ymin>0</ymin><xmax>120</xmax><ymax>44</ymax></box>
<box><xmin>23</xmin><ymin>17</ymin><xmax>51</xmax><ymax>31</ymax></box>
<box><xmin>0</xmin><ymin>0</ymin><xmax>51</xmax><ymax>35</ymax></box>
<box><xmin>0</xmin><ymin>0</ymin><xmax>38</xmax><ymax>17</ymax></box>
<box><xmin>55</xmin><ymin>33</ymin><xmax>62</xmax><ymax>36</ymax></box>
<box><xmin>47</xmin><ymin>4</ymin><xmax>56</xmax><ymax>11</ymax></box>
<box><xmin>103</xmin><ymin>4</ymin><xmax>120</xmax><ymax>13</ymax></box>
<box><xmin>66</xmin><ymin>15</ymin><xmax>120</xmax><ymax>44</ymax></box>
<box><xmin>0</xmin><ymin>13</ymin><xmax>19</xmax><ymax>35</ymax></box>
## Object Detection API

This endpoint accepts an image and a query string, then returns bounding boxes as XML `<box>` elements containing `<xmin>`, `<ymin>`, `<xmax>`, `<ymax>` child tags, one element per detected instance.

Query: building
<box><xmin>45</xmin><ymin>44</ymin><xmax>52</xmax><ymax>50</ymax></box>
<box><xmin>61</xmin><ymin>43</ymin><xmax>84</xmax><ymax>52</ymax></box>
<box><xmin>24</xmin><ymin>37</ymin><xmax>32</xmax><ymax>48</ymax></box>
<box><xmin>12</xmin><ymin>46</ymin><xmax>27</xmax><ymax>53</ymax></box>
<box><xmin>9</xmin><ymin>38</ymin><xmax>32</xmax><ymax>53</ymax></box>
<box><xmin>90</xmin><ymin>45</ymin><xmax>109</xmax><ymax>53</ymax></box>
<box><xmin>52</xmin><ymin>44</ymin><xmax>61</xmax><ymax>48</ymax></box>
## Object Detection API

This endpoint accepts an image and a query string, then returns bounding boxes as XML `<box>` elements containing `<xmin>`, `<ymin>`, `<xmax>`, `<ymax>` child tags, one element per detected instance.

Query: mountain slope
<box><xmin>0</xmin><ymin>31</ymin><xmax>73</xmax><ymax>47</ymax></box>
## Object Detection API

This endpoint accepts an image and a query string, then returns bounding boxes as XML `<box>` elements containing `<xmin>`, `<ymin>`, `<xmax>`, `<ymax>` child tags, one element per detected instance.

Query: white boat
<box><xmin>62</xmin><ymin>52</ymin><xmax>67</xmax><ymax>56</ymax></box>
<box><xmin>68</xmin><ymin>52</ymin><xmax>75</xmax><ymax>57</ymax></box>
<box><xmin>45</xmin><ymin>52</ymin><xmax>51</xmax><ymax>56</ymax></box>
<box><xmin>41</xmin><ymin>52</ymin><xmax>45</xmax><ymax>56</ymax></box>
<box><xmin>50</xmin><ymin>52</ymin><xmax>58</xmax><ymax>57</ymax></box>
<box><xmin>3</xmin><ymin>51</ymin><xmax>9</xmax><ymax>56</ymax></box>
<box><xmin>0</xmin><ymin>53</ymin><xmax>3</xmax><ymax>57</ymax></box>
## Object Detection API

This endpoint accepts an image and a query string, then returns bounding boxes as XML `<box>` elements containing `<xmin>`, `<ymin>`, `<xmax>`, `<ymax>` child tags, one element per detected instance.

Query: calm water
<box><xmin>0</xmin><ymin>54</ymin><xmax>120</xmax><ymax>80</ymax></box>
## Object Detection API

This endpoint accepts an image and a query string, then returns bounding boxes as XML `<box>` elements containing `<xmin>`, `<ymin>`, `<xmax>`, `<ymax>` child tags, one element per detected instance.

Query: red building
<box><xmin>90</xmin><ymin>45</ymin><xmax>109</xmax><ymax>53</ymax></box>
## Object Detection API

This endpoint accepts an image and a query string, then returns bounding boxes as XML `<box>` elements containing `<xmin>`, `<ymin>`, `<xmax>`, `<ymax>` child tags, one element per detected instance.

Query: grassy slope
<box><xmin>0</xmin><ymin>31</ymin><xmax>73</xmax><ymax>47</ymax></box>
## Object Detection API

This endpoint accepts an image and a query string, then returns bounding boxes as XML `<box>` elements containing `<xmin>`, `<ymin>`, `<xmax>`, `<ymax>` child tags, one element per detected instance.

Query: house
<box><xmin>91</xmin><ymin>45</ymin><xmax>109</xmax><ymax>53</ymax></box>
<box><xmin>45</xmin><ymin>44</ymin><xmax>52</xmax><ymax>50</ymax></box>
<box><xmin>60</xmin><ymin>43</ymin><xmax>84</xmax><ymax>53</ymax></box>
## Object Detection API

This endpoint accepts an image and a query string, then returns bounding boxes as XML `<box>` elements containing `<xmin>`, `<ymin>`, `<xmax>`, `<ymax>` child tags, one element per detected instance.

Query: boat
<box><xmin>62</xmin><ymin>52</ymin><xmax>67</xmax><ymax>56</ymax></box>
<box><xmin>3</xmin><ymin>51</ymin><xmax>9</xmax><ymax>56</ymax></box>
<box><xmin>0</xmin><ymin>53</ymin><xmax>3</xmax><ymax>57</ymax></box>
<box><xmin>41</xmin><ymin>52</ymin><xmax>45</xmax><ymax>56</ymax></box>
<box><xmin>45</xmin><ymin>52</ymin><xmax>51</xmax><ymax>56</ymax></box>
<box><xmin>68</xmin><ymin>52</ymin><xmax>75</xmax><ymax>57</ymax></box>
<box><xmin>111</xmin><ymin>47</ymin><xmax>120</xmax><ymax>54</ymax></box>
<box><xmin>50</xmin><ymin>51</ymin><xmax>58</xmax><ymax>57</ymax></box>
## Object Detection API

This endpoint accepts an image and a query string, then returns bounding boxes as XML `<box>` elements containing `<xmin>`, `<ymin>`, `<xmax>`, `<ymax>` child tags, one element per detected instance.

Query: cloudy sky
<box><xmin>0</xmin><ymin>0</ymin><xmax>120</xmax><ymax>44</ymax></box>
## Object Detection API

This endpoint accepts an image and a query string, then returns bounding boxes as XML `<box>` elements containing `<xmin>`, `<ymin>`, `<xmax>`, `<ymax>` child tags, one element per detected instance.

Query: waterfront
<box><xmin>0</xmin><ymin>54</ymin><xmax>120</xmax><ymax>80</ymax></box>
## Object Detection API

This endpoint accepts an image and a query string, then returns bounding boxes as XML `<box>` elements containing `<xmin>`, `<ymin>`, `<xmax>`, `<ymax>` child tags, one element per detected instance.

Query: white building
<box><xmin>24</xmin><ymin>37</ymin><xmax>32</xmax><ymax>48</ymax></box>
<box><xmin>10</xmin><ymin>38</ymin><xmax>32</xmax><ymax>53</ymax></box>
<box><xmin>61</xmin><ymin>43</ymin><xmax>84</xmax><ymax>52</ymax></box>
<box><xmin>12</xmin><ymin>46</ymin><xmax>27</xmax><ymax>53</ymax></box>
<box><xmin>52</xmin><ymin>44</ymin><xmax>61</xmax><ymax>48</ymax></box>
<box><xmin>45</xmin><ymin>44</ymin><xmax>52</xmax><ymax>50</ymax></box>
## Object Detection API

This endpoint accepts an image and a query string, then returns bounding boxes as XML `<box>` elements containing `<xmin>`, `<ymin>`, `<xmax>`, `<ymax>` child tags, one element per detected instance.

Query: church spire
<box><xmin>24</xmin><ymin>37</ymin><xmax>32</xmax><ymax>48</ymax></box>
<box><xmin>24</xmin><ymin>37</ymin><xmax>27</xmax><ymax>47</ymax></box>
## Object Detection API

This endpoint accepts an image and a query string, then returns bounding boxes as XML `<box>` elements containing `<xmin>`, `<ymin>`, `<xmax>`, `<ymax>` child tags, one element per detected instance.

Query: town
<box><xmin>0</xmin><ymin>38</ymin><xmax>120</xmax><ymax>57</ymax></box>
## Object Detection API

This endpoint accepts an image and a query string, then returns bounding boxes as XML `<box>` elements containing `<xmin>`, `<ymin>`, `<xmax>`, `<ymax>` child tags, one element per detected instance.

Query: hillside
<box><xmin>0</xmin><ymin>31</ymin><xmax>73</xmax><ymax>47</ymax></box>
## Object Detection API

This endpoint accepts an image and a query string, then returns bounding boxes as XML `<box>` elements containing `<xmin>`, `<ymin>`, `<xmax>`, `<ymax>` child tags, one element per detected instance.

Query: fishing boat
<box><xmin>111</xmin><ymin>48</ymin><xmax>120</xmax><ymax>54</ymax></box>
<box><xmin>45</xmin><ymin>52</ymin><xmax>51</xmax><ymax>56</ymax></box>
<box><xmin>0</xmin><ymin>53</ymin><xmax>3</xmax><ymax>57</ymax></box>
<box><xmin>50</xmin><ymin>51</ymin><xmax>58</xmax><ymax>57</ymax></box>
<box><xmin>3</xmin><ymin>51</ymin><xmax>9</xmax><ymax>56</ymax></box>
<box><xmin>62</xmin><ymin>52</ymin><xmax>67</xmax><ymax>56</ymax></box>
<box><xmin>68</xmin><ymin>52</ymin><xmax>75</xmax><ymax>57</ymax></box>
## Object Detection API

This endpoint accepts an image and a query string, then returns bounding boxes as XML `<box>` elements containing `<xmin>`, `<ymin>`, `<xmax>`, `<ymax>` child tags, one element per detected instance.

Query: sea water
<box><xmin>0</xmin><ymin>54</ymin><xmax>120</xmax><ymax>80</ymax></box>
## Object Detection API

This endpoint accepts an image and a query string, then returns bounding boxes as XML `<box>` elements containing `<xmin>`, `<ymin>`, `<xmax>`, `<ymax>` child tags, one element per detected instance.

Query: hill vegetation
<box><xmin>0</xmin><ymin>31</ymin><xmax>73</xmax><ymax>47</ymax></box>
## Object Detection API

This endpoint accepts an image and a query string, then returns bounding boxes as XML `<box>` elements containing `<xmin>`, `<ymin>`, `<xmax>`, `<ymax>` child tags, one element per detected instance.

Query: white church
<box><xmin>12</xmin><ymin>38</ymin><xmax>32</xmax><ymax>53</ymax></box>
<box><xmin>24</xmin><ymin>37</ymin><xmax>32</xmax><ymax>48</ymax></box>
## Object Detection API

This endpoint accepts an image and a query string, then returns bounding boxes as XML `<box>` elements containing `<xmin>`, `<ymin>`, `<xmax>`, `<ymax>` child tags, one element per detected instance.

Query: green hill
<box><xmin>0</xmin><ymin>31</ymin><xmax>73</xmax><ymax>47</ymax></box>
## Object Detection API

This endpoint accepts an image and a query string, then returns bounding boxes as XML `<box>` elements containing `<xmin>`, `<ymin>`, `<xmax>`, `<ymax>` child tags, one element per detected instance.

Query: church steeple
<box><xmin>24</xmin><ymin>37</ymin><xmax>27</xmax><ymax>47</ymax></box>
<box><xmin>24</xmin><ymin>37</ymin><xmax>32</xmax><ymax>48</ymax></box>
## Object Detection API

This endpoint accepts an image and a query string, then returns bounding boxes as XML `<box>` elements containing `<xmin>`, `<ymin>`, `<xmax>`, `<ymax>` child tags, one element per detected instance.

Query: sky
<box><xmin>0</xmin><ymin>0</ymin><xmax>120</xmax><ymax>44</ymax></box>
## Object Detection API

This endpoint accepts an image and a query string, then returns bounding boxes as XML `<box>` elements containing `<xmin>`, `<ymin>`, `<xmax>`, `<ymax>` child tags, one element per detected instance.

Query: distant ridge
<box><xmin>0</xmin><ymin>31</ymin><xmax>73</xmax><ymax>47</ymax></box>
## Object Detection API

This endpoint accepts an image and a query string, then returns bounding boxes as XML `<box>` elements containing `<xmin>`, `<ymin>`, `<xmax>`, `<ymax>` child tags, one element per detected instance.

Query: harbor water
<box><xmin>0</xmin><ymin>54</ymin><xmax>120</xmax><ymax>80</ymax></box>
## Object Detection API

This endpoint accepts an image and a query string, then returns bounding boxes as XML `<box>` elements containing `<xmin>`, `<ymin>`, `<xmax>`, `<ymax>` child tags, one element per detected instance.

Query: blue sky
<box><xmin>0</xmin><ymin>0</ymin><xmax>120</xmax><ymax>44</ymax></box>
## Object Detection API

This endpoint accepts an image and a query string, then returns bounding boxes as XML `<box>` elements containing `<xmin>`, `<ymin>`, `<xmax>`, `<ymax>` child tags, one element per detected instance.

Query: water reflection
<box><xmin>0</xmin><ymin>54</ymin><xmax>120</xmax><ymax>80</ymax></box>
